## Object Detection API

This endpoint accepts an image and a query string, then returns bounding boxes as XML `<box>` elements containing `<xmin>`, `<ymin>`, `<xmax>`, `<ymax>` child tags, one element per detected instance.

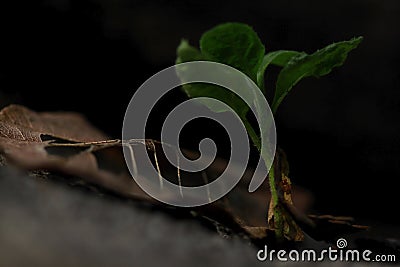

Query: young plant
<box><xmin>176</xmin><ymin>22</ymin><xmax>362</xmax><ymax>241</ymax></box>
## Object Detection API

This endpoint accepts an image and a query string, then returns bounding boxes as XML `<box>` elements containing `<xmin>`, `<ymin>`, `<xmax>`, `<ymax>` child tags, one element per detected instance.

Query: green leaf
<box><xmin>271</xmin><ymin>37</ymin><xmax>363</xmax><ymax>113</ymax></box>
<box><xmin>176</xmin><ymin>23</ymin><xmax>363</xmax><ymax>242</ymax></box>
<box><xmin>176</xmin><ymin>39</ymin><xmax>249</xmax><ymax>116</ymax></box>
<box><xmin>256</xmin><ymin>50</ymin><xmax>305</xmax><ymax>91</ymax></box>
<box><xmin>176</xmin><ymin>39</ymin><xmax>204</xmax><ymax>64</ymax></box>
<box><xmin>176</xmin><ymin>23</ymin><xmax>265</xmax><ymax>116</ymax></box>
<box><xmin>200</xmin><ymin>22</ymin><xmax>265</xmax><ymax>82</ymax></box>
<box><xmin>179</xmin><ymin>81</ymin><xmax>249</xmax><ymax>117</ymax></box>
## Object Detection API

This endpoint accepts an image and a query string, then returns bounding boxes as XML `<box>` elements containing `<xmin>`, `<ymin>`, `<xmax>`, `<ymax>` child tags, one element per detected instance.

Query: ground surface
<box><xmin>1</xmin><ymin>165</ymin><xmax>398</xmax><ymax>267</ymax></box>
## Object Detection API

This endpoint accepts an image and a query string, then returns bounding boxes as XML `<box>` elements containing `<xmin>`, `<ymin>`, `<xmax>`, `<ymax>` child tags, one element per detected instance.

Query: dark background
<box><xmin>1</xmin><ymin>0</ymin><xmax>399</xmax><ymax>224</ymax></box>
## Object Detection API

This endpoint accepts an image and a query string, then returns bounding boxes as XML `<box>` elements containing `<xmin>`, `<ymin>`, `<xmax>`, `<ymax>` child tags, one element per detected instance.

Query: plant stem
<box><xmin>241</xmin><ymin>116</ymin><xmax>283</xmax><ymax>240</ymax></box>
<box><xmin>242</xmin><ymin>118</ymin><xmax>261</xmax><ymax>151</ymax></box>
<box><xmin>268</xmin><ymin>163</ymin><xmax>283</xmax><ymax>240</ymax></box>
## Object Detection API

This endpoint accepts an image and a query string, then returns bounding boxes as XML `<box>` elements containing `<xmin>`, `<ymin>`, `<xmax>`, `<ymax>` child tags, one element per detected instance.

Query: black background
<box><xmin>1</xmin><ymin>0</ymin><xmax>399</xmax><ymax>224</ymax></box>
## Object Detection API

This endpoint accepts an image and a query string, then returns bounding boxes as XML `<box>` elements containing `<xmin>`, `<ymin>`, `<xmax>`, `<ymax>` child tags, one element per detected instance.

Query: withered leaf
<box><xmin>0</xmin><ymin>104</ymin><xmax>152</xmax><ymax>202</ymax></box>
<box><xmin>0</xmin><ymin>104</ymin><xmax>322</xmax><ymax>244</ymax></box>
<box><xmin>0</xmin><ymin>104</ymin><xmax>107</xmax><ymax>142</ymax></box>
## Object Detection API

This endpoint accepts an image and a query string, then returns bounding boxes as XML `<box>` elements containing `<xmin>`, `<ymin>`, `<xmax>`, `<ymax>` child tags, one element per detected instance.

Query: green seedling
<box><xmin>176</xmin><ymin>22</ymin><xmax>362</xmax><ymax>241</ymax></box>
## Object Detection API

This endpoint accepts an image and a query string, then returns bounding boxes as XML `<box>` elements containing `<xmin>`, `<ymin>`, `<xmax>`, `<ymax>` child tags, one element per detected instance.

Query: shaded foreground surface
<box><xmin>1</xmin><ymin>165</ymin><xmax>399</xmax><ymax>267</ymax></box>
<box><xmin>0</xmin><ymin>166</ymin><xmax>257</xmax><ymax>267</ymax></box>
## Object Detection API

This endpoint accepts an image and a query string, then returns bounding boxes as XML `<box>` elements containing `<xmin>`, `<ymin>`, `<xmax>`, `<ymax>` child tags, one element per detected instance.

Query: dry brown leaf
<box><xmin>0</xmin><ymin>104</ymin><xmax>152</xmax><ymax>202</ymax></box>
<box><xmin>0</xmin><ymin>104</ymin><xmax>107</xmax><ymax>142</ymax></box>
<box><xmin>0</xmin><ymin>104</ymin><xmax>317</xmax><ymax>243</ymax></box>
